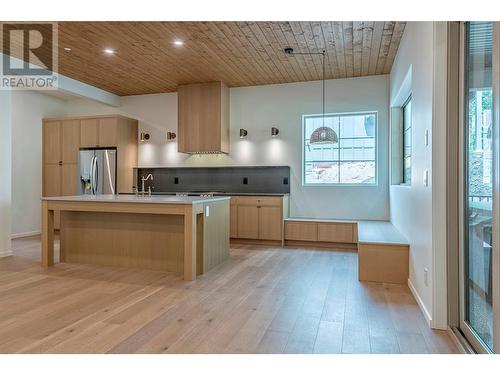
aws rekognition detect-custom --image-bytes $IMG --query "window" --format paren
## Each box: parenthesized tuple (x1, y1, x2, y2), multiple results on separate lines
(302, 112, 377, 185)
(402, 95, 412, 184)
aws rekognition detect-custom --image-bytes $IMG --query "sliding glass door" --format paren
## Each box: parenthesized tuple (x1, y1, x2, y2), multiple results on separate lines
(459, 21, 499, 353)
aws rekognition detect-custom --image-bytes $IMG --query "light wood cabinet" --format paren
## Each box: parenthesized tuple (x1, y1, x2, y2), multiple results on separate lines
(237, 205, 259, 239)
(284, 221, 317, 241)
(230, 196, 288, 243)
(80, 117, 119, 148)
(61, 163, 78, 196)
(177, 81, 229, 154)
(43, 115, 139, 229)
(317, 223, 354, 243)
(98, 117, 118, 147)
(80, 119, 99, 147)
(258, 206, 283, 240)
(43, 121, 61, 164)
(43, 164, 62, 196)
(284, 220, 357, 244)
(61, 120, 80, 163)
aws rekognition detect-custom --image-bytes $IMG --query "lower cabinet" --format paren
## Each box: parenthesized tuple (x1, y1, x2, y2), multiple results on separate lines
(258, 206, 283, 240)
(230, 196, 287, 242)
(236, 205, 259, 239)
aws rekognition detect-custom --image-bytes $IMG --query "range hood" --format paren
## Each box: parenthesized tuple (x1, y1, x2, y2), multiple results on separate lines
(177, 81, 229, 154)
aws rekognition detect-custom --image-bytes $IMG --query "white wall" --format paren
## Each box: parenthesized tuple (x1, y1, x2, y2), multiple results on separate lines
(389, 22, 447, 328)
(66, 75, 390, 220)
(11, 91, 67, 237)
(0, 90, 12, 256)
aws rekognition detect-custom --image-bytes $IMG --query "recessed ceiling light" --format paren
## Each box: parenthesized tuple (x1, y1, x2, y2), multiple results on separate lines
(173, 40, 184, 46)
(63, 47, 72, 52)
(103, 48, 115, 55)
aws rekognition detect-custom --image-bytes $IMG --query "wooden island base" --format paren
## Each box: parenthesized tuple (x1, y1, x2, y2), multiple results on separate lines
(41, 196, 230, 281)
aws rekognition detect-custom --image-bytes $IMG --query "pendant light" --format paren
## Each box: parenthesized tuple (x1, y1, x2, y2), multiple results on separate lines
(284, 47, 338, 145)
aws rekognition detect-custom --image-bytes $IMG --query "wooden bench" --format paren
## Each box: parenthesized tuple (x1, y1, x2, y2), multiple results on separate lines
(284, 218, 358, 250)
(283, 218, 409, 284)
(357, 221, 409, 284)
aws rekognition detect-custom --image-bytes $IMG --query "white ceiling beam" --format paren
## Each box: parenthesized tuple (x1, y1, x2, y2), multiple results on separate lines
(0, 53, 121, 107)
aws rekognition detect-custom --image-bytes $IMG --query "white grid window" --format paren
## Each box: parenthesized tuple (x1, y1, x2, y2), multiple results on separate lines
(303, 112, 377, 185)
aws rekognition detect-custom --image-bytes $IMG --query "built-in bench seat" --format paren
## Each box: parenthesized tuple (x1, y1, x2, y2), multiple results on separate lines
(357, 221, 409, 284)
(284, 218, 409, 284)
(284, 218, 358, 250)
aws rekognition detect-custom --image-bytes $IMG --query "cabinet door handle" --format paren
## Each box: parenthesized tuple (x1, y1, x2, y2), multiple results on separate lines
(257, 206, 261, 208)
(58, 161, 62, 166)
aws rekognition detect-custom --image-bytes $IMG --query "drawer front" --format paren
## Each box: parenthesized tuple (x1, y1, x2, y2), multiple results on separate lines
(284, 221, 317, 241)
(317, 223, 354, 243)
(231, 196, 282, 207)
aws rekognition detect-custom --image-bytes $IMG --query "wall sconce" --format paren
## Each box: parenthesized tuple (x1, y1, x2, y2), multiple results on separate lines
(239, 129, 248, 138)
(271, 127, 279, 137)
(140, 132, 150, 142)
(167, 131, 176, 141)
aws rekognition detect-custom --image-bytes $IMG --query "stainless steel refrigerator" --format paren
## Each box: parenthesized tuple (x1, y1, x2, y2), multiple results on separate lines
(78, 148, 117, 195)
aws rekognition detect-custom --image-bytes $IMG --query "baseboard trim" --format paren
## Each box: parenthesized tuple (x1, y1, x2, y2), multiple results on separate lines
(0, 250, 13, 258)
(11, 230, 40, 239)
(408, 278, 433, 327)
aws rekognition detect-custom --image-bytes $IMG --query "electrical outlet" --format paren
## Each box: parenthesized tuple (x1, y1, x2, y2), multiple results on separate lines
(205, 206, 210, 217)
(424, 129, 429, 146)
(423, 170, 429, 186)
(424, 267, 429, 287)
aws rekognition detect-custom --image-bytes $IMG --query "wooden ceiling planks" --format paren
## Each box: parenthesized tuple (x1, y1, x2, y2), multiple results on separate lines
(0, 21, 406, 95)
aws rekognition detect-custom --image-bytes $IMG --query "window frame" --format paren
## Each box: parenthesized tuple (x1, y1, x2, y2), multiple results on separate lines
(301, 111, 378, 187)
(402, 94, 412, 185)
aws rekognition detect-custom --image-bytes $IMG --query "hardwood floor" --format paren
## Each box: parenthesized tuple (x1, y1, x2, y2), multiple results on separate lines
(0, 236, 459, 354)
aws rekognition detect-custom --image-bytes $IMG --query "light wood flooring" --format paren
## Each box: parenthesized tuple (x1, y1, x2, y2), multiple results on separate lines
(0, 236, 459, 354)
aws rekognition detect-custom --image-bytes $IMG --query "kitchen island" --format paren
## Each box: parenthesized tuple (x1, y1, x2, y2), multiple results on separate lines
(41, 195, 230, 281)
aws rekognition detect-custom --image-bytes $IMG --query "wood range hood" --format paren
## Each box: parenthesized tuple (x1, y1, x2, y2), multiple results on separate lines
(177, 81, 230, 154)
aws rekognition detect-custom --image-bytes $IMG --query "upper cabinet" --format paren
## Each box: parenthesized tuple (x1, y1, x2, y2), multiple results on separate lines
(177, 81, 229, 154)
(61, 119, 80, 163)
(80, 117, 118, 148)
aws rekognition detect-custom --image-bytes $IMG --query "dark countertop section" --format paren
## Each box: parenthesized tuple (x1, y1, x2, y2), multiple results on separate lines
(121, 192, 289, 197)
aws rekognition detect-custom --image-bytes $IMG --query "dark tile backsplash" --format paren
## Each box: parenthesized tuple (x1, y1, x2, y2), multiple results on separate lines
(135, 166, 290, 194)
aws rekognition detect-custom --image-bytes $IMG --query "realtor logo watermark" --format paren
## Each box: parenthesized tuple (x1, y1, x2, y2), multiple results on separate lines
(0, 22, 58, 90)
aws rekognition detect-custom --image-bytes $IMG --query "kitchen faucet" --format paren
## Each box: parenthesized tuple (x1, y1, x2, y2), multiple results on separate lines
(141, 174, 154, 196)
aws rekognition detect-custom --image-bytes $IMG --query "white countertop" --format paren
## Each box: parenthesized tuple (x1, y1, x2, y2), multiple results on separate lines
(41, 194, 231, 205)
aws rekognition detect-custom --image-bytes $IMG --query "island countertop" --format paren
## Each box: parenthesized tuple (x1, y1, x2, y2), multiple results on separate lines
(41, 194, 231, 205)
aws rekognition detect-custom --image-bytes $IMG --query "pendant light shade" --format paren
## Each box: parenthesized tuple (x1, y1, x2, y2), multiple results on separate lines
(309, 126, 338, 144)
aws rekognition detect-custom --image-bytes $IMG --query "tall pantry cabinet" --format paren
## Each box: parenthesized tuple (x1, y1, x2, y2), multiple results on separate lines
(42, 115, 138, 229)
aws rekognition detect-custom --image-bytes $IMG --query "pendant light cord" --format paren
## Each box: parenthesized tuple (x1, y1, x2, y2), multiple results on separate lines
(322, 50, 325, 130)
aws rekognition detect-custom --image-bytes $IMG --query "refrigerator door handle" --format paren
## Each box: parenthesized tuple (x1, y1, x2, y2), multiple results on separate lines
(90, 156, 96, 195)
(89, 156, 93, 194)
(104, 150, 115, 195)
(93, 156, 99, 194)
